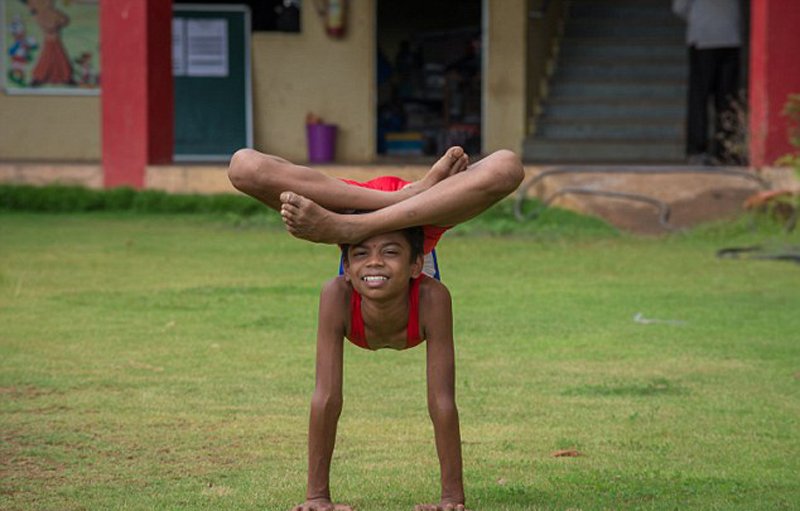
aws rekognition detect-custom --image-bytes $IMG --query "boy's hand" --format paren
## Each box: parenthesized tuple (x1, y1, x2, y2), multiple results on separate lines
(414, 503, 471, 511)
(291, 499, 353, 511)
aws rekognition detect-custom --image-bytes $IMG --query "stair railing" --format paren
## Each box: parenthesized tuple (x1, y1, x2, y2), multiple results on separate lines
(526, 0, 568, 137)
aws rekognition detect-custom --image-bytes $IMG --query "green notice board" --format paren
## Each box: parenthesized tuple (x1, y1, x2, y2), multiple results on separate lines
(173, 4, 252, 161)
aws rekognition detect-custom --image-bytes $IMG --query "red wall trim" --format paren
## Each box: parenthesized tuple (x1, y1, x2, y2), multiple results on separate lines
(101, 0, 173, 188)
(749, 0, 800, 167)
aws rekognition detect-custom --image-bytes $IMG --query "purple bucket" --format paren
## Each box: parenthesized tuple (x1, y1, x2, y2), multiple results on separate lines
(306, 123, 337, 163)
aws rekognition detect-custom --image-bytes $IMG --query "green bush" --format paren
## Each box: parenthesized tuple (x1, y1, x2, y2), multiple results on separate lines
(0, 184, 262, 215)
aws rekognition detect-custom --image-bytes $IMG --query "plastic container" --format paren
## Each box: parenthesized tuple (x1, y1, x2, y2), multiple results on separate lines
(306, 123, 337, 163)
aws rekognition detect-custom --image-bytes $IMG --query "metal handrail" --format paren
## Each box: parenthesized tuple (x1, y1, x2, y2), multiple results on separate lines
(514, 166, 770, 229)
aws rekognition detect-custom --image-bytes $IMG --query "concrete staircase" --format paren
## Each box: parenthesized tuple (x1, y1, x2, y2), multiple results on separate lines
(524, 0, 687, 163)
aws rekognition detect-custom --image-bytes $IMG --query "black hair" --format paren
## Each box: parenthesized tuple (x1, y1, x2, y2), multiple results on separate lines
(341, 226, 425, 264)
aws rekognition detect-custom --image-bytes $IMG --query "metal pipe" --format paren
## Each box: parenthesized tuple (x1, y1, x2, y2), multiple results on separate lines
(514, 166, 770, 229)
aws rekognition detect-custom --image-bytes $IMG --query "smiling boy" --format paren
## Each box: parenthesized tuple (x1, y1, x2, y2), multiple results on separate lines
(297, 227, 463, 511)
(227, 146, 524, 511)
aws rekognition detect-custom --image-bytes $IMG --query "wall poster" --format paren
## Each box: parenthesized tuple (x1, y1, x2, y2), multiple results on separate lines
(2, 0, 100, 95)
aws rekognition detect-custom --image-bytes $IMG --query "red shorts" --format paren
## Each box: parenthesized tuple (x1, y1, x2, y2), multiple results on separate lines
(340, 175, 449, 254)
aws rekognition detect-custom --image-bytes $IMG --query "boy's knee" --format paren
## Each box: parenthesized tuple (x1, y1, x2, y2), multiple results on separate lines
(228, 148, 261, 191)
(488, 150, 525, 193)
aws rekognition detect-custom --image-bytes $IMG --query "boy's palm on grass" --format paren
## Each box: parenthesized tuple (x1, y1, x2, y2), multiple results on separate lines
(291, 500, 353, 511)
(414, 503, 471, 511)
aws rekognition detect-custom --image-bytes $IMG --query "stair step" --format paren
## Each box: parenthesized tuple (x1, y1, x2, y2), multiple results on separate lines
(569, 4, 676, 19)
(560, 43, 686, 59)
(569, 0, 672, 5)
(549, 81, 686, 99)
(541, 100, 684, 119)
(524, 139, 685, 163)
(554, 62, 687, 80)
(566, 19, 683, 38)
(562, 36, 684, 45)
(536, 120, 682, 139)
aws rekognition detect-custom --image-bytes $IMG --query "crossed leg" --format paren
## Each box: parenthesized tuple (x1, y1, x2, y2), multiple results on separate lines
(278, 149, 525, 245)
(228, 146, 470, 212)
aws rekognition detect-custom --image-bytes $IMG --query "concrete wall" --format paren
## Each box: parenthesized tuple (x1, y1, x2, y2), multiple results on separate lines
(0, 95, 100, 161)
(252, 0, 375, 162)
(484, 0, 528, 154)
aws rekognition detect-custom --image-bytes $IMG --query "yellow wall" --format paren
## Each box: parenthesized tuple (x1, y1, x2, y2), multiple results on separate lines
(0, 0, 531, 164)
(0, 95, 100, 161)
(252, 0, 376, 162)
(484, 0, 528, 155)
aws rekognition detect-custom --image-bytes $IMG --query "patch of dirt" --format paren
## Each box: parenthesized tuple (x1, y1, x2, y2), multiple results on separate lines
(551, 449, 583, 457)
(0, 432, 68, 499)
(0, 386, 53, 399)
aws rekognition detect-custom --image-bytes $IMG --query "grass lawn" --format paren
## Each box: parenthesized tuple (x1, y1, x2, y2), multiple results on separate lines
(1, 210, 799, 510)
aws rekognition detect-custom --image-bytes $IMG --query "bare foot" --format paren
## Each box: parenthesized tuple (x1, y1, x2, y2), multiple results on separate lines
(406, 146, 469, 195)
(280, 191, 364, 244)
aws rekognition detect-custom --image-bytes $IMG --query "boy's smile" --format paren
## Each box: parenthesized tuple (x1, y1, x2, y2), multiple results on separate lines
(344, 231, 423, 297)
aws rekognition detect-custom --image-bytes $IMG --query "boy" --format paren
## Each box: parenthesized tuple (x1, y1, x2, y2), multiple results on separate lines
(227, 147, 524, 510)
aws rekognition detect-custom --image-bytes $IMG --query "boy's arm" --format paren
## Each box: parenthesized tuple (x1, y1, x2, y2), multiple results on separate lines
(295, 279, 352, 511)
(422, 283, 467, 509)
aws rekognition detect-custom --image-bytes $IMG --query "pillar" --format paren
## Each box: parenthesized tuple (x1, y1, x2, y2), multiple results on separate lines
(484, 0, 527, 155)
(749, 0, 800, 167)
(101, 0, 173, 188)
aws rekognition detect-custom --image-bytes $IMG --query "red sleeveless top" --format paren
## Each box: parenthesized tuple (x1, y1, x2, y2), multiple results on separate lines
(346, 275, 425, 350)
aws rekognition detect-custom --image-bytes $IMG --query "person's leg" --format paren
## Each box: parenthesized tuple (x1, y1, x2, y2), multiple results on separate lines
(686, 46, 715, 159)
(227, 146, 469, 212)
(712, 47, 741, 163)
(280, 149, 525, 244)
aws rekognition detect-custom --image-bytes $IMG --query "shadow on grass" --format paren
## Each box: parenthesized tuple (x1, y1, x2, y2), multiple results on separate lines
(561, 377, 686, 398)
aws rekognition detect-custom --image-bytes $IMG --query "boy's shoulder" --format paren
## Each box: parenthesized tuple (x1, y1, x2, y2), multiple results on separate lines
(320, 275, 351, 299)
(419, 275, 451, 306)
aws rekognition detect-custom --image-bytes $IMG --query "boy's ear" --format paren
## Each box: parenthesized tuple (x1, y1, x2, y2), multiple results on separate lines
(342, 258, 351, 282)
(410, 254, 424, 279)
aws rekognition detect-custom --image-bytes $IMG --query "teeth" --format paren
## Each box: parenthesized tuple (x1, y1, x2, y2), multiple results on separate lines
(362, 276, 387, 281)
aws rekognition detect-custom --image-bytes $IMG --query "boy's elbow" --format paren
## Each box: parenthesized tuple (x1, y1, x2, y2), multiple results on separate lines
(311, 389, 343, 418)
(427, 393, 458, 422)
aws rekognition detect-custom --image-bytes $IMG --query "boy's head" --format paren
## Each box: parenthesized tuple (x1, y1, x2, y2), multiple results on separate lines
(341, 227, 425, 289)
(340, 226, 424, 264)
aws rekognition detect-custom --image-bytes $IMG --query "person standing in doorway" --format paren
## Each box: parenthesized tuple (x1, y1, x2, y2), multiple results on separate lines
(673, 0, 742, 165)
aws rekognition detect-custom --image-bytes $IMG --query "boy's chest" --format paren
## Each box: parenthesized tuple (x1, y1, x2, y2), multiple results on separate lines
(362, 320, 410, 350)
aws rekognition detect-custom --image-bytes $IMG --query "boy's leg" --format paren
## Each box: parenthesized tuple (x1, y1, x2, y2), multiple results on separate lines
(227, 147, 469, 213)
(280, 149, 524, 244)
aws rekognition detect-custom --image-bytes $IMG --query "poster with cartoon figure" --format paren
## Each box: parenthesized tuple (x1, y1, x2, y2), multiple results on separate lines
(2, 0, 99, 95)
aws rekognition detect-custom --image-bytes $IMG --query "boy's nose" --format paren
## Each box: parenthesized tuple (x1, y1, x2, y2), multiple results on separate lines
(366, 253, 384, 266)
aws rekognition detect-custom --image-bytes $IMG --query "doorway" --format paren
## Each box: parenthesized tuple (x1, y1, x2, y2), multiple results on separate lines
(376, 0, 482, 159)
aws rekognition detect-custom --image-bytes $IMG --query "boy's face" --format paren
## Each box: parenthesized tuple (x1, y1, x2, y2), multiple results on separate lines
(343, 231, 423, 298)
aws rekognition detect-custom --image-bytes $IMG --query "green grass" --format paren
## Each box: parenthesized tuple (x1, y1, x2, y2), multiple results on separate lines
(1, 210, 799, 510)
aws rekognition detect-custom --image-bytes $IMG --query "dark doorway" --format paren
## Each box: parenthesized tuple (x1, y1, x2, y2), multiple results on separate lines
(376, 0, 482, 158)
